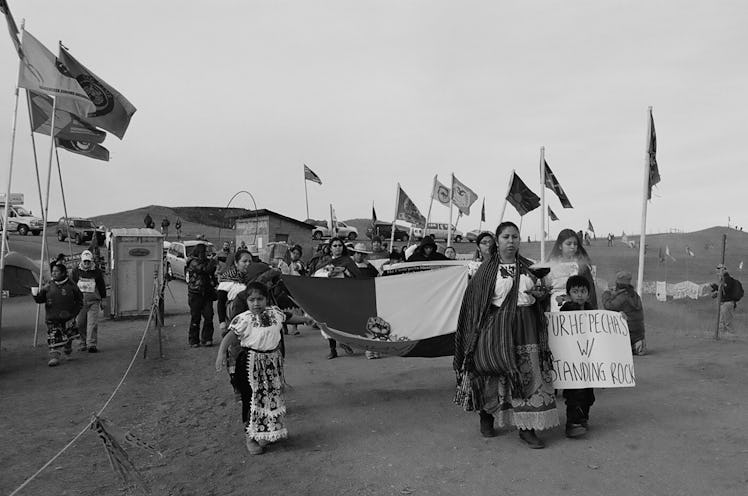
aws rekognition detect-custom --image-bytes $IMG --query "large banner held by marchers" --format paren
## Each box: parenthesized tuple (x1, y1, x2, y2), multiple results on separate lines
(546, 310, 635, 388)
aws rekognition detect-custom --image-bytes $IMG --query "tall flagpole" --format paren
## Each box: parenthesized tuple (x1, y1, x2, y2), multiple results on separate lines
(478, 197, 484, 233)
(424, 175, 436, 238)
(447, 174, 454, 248)
(0, 86, 23, 358)
(636, 107, 653, 293)
(303, 168, 310, 220)
(539, 147, 546, 261)
(55, 149, 74, 256)
(24, 91, 47, 243)
(34, 95, 58, 347)
(498, 170, 515, 224)
(390, 184, 400, 250)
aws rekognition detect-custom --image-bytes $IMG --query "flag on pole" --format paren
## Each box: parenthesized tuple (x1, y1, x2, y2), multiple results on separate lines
(28, 91, 106, 144)
(304, 164, 322, 185)
(57, 45, 137, 139)
(17, 31, 93, 114)
(56, 138, 110, 161)
(587, 220, 595, 233)
(544, 160, 573, 208)
(686, 246, 695, 257)
(506, 172, 540, 216)
(371, 204, 377, 224)
(480, 198, 486, 223)
(431, 176, 450, 206)
(647, 108, 660, 200)
(548, 206, 559, 221)
(451, 175, 479, 215)
(665, 245, 676, 262)
(0, 0, 22, 58)
(395, 185, 426, 225)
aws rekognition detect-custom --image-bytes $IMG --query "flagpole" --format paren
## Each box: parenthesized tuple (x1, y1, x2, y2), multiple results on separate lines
(303, 172, 310, 220)
(424, 175, 436, 238)
(390, 184, 399, 250)
(539, 147, 546, 261)
(478, 197, 484, 233)
(34, 95, 58, 347)
(0, 85, 22, 359)
(54, 149, 74, 256)
(636, 107, 652, 293)
(498, 170, 514, 224)
(447, 174, 454, 248)
(24, 91, 47, 243)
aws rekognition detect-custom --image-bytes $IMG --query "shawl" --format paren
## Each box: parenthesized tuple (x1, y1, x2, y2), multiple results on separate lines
(453, 252, 552, 398)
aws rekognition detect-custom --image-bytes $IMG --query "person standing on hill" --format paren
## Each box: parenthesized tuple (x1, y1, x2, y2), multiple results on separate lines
(175, 218, 182, 240)
(161, 217, 170, 239)
(710, 265, 743, 335)
(144, 212, 154, 229)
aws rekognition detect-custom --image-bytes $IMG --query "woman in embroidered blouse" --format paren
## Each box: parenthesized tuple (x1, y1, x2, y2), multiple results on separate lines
(215, 282, 313, 455)
(545, 229, 598, 313)
(454, 221, 559, 449)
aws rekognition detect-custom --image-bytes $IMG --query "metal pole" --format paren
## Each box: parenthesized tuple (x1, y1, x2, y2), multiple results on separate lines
(539, 147, 546, 261)
(447, 174, 454, 248)
(55, 149, 74, 257)
(498, 170, 514, 224)
(636, 107, 652, 293)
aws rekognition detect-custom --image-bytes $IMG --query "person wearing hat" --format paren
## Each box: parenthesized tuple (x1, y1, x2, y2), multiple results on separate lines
(603, 270, 646, 355)
(350, 242, 379, 278)
(368, 236, 389, 261)
(71, 250, 108, 353)
(710, 265, 743, 334)
(406, 237, 448, 262)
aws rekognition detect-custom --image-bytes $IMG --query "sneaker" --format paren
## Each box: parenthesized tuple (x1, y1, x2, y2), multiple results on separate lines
(246, 438, 264, 455)
(88, 346, 98, 353)
(565, 423, 587, 438)
(48, 357, 60, 367)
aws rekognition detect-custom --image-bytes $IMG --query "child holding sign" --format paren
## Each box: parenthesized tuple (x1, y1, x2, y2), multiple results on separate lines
(559, 275, 596, 438)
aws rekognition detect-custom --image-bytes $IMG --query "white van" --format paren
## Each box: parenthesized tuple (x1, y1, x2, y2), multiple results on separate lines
(0, 193, 44, 236)
(412, 222, 464, 242)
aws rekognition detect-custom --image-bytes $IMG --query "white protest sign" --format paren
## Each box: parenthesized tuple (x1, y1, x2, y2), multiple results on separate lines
(546, 310, 635, 388)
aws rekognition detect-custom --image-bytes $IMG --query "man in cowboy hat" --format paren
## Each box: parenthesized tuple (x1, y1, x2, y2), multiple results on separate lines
(350, 242, 379, 279)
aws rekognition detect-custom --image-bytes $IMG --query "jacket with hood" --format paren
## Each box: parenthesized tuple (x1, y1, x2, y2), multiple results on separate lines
(406, 238, 448, 262)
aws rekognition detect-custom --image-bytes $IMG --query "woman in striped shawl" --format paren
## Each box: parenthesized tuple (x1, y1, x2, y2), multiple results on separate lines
(454, 222, 559, 449)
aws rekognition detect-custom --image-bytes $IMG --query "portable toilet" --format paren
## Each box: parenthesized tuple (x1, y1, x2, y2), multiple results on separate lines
(109, 228, 163, 318)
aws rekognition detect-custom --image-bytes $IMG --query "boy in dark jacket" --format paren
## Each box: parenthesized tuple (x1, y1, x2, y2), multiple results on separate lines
(70, 250, 107, 352)
(602, 270, 646, 355)
(32, 262, 84, 366)
(559, 275, 595, 439)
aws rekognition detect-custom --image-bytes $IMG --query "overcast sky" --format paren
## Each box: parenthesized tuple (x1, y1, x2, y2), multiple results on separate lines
(1, 1, 746, 238)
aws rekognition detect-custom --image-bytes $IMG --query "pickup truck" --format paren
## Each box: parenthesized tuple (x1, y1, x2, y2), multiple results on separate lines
(0, 193, 44, 236)
(311, 221, 358, 240)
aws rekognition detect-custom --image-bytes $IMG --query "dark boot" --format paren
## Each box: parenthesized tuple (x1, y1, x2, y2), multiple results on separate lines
(518, 429, 545, 449)
(479, 410, 497, 438)
(327, 339, 338, 359)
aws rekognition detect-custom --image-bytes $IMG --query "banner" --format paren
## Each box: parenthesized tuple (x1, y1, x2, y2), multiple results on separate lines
(432, 176, 450, 206)
(56, 138, 110, 161)
(587, 219, 595, 233)
(546, 310, 635, 388)
(451, 175, 478, 215)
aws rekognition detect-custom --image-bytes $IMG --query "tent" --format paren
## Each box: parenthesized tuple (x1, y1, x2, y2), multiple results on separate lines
(2, 251, 40, 297)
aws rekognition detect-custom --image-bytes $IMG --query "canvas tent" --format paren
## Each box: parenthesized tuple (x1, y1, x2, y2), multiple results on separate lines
(3, 252, 40, 297)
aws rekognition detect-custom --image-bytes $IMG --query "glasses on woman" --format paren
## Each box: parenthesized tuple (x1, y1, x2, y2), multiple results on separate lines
(331, 243, 344, 248)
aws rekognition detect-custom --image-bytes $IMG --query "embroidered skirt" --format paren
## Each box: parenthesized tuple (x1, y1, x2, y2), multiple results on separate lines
(236, 347, 288, 442)
(457, 306, 559, 430)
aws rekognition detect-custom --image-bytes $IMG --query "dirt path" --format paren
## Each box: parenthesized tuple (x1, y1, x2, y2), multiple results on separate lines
(1, 280, 747, 496)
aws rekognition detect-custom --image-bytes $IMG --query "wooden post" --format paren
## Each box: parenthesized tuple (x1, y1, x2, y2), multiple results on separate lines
(714, 234, 727, 340)
(636, 107, 653, 294)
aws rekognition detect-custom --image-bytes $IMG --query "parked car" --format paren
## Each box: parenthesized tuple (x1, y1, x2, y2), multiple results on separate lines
(466, 229, 492, 243)
(311, 220, 358, 241)
(366, 221, 410, 242)
(165, 240, 215, 280)
(56, 217, 106, 245)
(412, 222, 464, 242)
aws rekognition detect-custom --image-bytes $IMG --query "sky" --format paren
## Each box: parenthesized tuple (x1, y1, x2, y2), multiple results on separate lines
(1, 1, 747, 239)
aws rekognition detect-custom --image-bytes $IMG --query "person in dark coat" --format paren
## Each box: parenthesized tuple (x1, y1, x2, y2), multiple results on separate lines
(407, 237, 448, 262)
(602, 270, 646, 355)
(70, 250, 107, 352)
(186, 243, 218, 347)
(144, 212, 153, 229)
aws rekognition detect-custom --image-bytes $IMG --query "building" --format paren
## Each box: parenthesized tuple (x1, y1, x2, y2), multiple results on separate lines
(233, 209, 314, 262)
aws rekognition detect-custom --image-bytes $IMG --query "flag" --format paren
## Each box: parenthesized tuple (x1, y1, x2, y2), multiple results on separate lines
(28, 91, 106, 143)
(548, 206, 559, 221)
(480, 198, 486, 223)
(587, 220, 595, 233)
(1, 0, 22, 58)
(56, 138, 110, 161)
(281, 265, 469, 357)
(647, 108, 660, 200)
(371, 204, 377, 224)
(544, 160, 573, 208)
(57, 46, 137, 139)
(665, 245, 676, 262)
(304, 164, 322, 185)
(395, 185, 426, 225)
(431, 176, 450, 206)
(17, 31, 93, 114)
(451, 175, 479, 215)
(506, 172, 540, 216)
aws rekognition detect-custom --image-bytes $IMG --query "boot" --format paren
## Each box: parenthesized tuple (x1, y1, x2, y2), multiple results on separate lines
(518, 429, 545, 449)
(479, 410, 497, 438)
(327, 339, 337, 359)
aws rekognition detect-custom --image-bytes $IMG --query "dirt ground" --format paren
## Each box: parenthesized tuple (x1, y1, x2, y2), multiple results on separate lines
(1, 275, 748, 496)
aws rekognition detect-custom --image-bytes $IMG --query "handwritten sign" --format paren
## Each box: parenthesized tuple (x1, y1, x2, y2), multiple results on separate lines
(546, 310, 635, 388)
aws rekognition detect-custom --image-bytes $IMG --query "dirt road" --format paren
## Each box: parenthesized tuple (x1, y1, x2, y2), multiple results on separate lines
(1, 275, 747, 495)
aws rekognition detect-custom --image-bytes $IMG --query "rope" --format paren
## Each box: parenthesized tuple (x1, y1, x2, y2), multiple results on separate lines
(8, 280, 159, 496)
